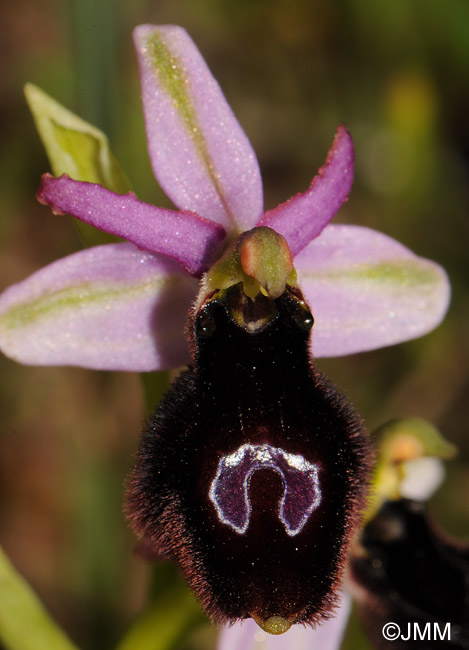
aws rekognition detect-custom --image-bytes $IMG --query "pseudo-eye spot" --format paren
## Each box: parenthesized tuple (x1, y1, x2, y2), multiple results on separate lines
(126, 228, 370, 634)
(209, 442, 322, 537)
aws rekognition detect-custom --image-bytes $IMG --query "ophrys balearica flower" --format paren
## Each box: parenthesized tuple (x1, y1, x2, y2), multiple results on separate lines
(0, 24, 450, 635)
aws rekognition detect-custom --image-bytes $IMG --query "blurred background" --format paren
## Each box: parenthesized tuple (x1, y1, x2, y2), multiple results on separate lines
(0, 1, 468, 649)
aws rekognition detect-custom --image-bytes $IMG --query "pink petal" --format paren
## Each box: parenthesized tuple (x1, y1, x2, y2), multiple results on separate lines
(217, 593, 351, 650)
(134, 24, 263, 232)
(217, 619, 260, 650)
(37, 175, 226, 277)
(0, 243, 197, 371)
(258, 126, 354, 256)
(295, 225, 450, 357)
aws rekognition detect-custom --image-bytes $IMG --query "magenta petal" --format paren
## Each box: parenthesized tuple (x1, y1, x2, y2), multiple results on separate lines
(37, 174, 226, 277)
(134, 25, 263, 232)
(217, 594, 351, 650)
(295, 225, 451, 357)
(258, 126, 354, 256)
(0, 243, 197, 371)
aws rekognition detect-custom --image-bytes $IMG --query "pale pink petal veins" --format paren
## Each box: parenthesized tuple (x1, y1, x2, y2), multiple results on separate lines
(258, 126, 354, 256)
(37, 174, 226, 277)
(295, 225, 451, 357)
(0, 243, 197, 371)
(217, 593, 351, 650)
(134, 24, 263, 232)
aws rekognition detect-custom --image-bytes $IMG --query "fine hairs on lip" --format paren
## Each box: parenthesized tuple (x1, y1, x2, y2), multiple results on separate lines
(126, 283, 371, 628)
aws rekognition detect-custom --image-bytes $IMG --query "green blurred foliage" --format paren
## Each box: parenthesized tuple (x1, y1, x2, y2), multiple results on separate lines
(0, 544, 79, 650)
(0, 0, 468, 648)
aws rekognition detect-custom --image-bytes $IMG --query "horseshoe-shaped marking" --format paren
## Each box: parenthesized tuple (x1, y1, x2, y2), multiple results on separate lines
(209, 443, 321, 536)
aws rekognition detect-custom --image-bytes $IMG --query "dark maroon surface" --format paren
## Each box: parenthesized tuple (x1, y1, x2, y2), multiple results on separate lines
(127, 284, 370, 624)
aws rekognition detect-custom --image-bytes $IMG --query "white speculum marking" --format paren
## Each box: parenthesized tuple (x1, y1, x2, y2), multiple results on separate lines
(209, 443, 321, 536)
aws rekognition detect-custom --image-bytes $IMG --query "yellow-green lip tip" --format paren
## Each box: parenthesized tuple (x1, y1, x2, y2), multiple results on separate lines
(253, 615, 292, 635)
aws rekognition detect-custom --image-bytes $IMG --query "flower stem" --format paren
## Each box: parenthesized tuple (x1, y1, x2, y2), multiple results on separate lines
(67, 0, 120, 139)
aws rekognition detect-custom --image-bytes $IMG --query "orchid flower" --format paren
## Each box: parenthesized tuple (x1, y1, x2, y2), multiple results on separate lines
(0, 25, 449, 371)
(0, 23, 451, 650)
(350, 497, 469, 649)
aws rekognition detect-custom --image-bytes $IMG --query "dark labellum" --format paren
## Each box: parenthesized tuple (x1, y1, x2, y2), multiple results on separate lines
(350, 499, 469, 649)
(126, 283, 370, 628)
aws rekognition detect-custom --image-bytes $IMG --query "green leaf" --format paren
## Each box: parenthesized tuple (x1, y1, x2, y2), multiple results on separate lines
(24, 83, 131, 194)
(0, 545, 80, 650)
(115, 566, 207, 650)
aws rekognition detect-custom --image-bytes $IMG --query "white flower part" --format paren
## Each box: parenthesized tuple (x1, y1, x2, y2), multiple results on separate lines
(209, 443, 321, 536)
(400, 457, 445, 501)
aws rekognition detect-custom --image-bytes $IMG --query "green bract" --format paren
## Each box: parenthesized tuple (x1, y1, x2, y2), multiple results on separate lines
(24, 83, 130, 193)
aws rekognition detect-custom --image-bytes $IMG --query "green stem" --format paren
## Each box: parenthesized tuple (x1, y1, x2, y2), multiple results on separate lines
(67, 0, 120, 139)
(140, 372, 171, 418)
